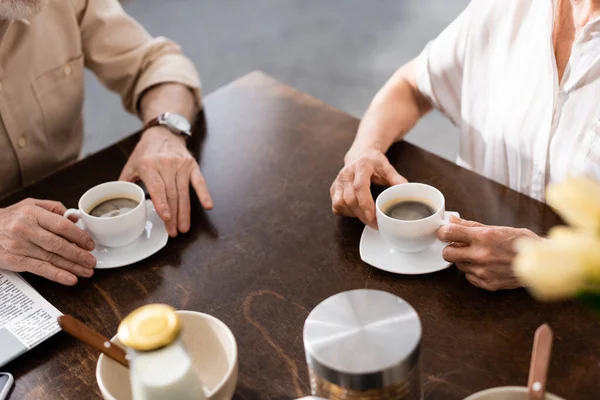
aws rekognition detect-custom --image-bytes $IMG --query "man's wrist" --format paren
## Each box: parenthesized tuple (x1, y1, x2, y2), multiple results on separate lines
(142, 125, 187, 146)
(139, 83, 198, 124)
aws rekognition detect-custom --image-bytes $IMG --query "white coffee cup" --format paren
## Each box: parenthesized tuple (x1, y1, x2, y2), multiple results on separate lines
(375, 183, 453, 253)
(64, 181, 147, 248)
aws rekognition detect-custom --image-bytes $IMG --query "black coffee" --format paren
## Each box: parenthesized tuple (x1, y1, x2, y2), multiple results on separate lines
(88, 197, 140, 218)
(384, 200, 436, 221)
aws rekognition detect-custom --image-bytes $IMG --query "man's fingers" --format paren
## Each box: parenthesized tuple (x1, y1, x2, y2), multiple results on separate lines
(28, 226, 96, 268)
(33, 200, 67, 216)
(353, 169, 377, 227)
(191, 167, 213, 210)
(176, 168, 192, 233)
(437, 223, 475, 244)
(44, 251, 95, 278)
(33, 199, 77, 221)
(139, 168, 171, 220)
(37, 211, 95, 251)
(158, 167, 179, 238)
(21, 241, 95, 278)
(19, 256, 78, 286)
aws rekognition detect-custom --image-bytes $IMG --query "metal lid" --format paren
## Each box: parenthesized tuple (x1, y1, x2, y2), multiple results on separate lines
(303, 289, 421, 390)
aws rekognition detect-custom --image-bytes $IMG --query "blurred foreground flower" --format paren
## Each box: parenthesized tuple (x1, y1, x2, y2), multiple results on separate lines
(514, 176, 600, 305)
(514, 227, 600, 300)
(546, 176, 600, 232)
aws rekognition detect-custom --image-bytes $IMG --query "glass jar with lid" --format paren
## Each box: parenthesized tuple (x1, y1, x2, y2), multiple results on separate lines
(303, 289, 422, 400)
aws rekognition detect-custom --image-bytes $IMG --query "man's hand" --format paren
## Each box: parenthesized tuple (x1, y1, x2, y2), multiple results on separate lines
(330, 148, 407, 227)
(119, 126, 213, 237)
(0, 199, 96, 285)
(437, 216, 538, 291)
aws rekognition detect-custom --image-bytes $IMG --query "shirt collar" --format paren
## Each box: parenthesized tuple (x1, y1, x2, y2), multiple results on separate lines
(0, 18, 31, 54)
(0, 20, 11, 44)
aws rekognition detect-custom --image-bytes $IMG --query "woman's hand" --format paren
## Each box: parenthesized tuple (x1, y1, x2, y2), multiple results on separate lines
(437, 216, 538, 291)
(330, 148, 407, 227)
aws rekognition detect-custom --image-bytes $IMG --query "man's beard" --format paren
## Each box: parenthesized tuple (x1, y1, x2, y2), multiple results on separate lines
(0, 0, 46, 20)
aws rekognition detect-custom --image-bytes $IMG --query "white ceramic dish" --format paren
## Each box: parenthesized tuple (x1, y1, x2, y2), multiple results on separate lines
(96, 310, 238, 400)
(359, 212, 459, 275)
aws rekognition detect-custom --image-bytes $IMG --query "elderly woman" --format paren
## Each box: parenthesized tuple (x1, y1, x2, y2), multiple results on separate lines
(330, 0, 600, 291)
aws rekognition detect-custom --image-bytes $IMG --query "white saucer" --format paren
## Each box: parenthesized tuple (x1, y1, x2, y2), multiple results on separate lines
(359, 213, 459, 275)
(78, 200, 168, 269)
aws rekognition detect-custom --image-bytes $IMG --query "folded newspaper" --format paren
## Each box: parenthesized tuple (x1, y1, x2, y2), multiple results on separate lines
(0, 271, 62, 367)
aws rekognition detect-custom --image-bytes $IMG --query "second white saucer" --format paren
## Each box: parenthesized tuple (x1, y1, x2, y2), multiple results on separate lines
(78, 200, 169, 269)
(359, 225, 453, 275)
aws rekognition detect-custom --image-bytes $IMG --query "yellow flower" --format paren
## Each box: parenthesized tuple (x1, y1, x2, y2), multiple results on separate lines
(546, 177, 600, 231)
(514, 227, 600, 300)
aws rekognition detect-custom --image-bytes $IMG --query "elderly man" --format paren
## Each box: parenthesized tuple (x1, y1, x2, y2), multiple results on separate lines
(0, 0, 212, 285)
(331, 0, 600, 291)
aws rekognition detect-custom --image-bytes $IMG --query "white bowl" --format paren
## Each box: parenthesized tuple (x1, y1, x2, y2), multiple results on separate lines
(464, 386, 565, 400)
(96, 310, 238, 400)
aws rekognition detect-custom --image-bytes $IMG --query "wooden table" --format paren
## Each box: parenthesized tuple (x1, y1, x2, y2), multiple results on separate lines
(3, 72, 599, 399)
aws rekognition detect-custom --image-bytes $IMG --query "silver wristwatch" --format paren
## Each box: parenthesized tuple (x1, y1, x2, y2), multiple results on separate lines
(144, 112, 192, 139)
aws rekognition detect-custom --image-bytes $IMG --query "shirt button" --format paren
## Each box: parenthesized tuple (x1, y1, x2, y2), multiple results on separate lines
(17, 135, 27, 149)
(63, 64, 72, 76)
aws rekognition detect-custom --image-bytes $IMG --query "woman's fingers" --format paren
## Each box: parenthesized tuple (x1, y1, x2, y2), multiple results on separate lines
(353, 168, 377, 226)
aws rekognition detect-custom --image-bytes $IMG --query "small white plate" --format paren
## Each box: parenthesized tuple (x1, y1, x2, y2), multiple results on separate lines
(78, 200, 168, 269)
(359, 212, 459, 275)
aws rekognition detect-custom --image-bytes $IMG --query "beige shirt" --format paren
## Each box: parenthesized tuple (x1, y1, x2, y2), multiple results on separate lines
(0, 0, 201, 198)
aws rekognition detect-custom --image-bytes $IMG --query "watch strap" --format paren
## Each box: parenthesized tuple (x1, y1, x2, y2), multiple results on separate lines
(143, 113, 192, 139)
(144, 116, 162, 130)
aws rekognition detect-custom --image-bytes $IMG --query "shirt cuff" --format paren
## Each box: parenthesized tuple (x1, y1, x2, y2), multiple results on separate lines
(131, 53, 202, 115)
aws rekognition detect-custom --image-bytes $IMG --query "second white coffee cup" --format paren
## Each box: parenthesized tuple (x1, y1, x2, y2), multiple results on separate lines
(64, 181, 147, 248)
(375, 183, 453, 253)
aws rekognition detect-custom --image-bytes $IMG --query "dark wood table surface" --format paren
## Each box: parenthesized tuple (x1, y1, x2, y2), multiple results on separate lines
(2, 71, 599, 400)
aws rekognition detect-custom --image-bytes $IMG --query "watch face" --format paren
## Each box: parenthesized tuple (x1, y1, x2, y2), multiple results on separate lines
(165, 113, 191, 132)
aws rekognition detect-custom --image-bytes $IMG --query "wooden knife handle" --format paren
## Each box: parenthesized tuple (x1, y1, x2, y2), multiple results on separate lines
(58, 315, 129, 368)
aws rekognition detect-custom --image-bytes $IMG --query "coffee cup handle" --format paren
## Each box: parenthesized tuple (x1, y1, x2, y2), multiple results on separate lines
(64, 209, 84, 228)
(440, 211, 460, 227)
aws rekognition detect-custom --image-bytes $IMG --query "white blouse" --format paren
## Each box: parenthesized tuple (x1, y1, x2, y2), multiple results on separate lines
(415, 0, 600, 201)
